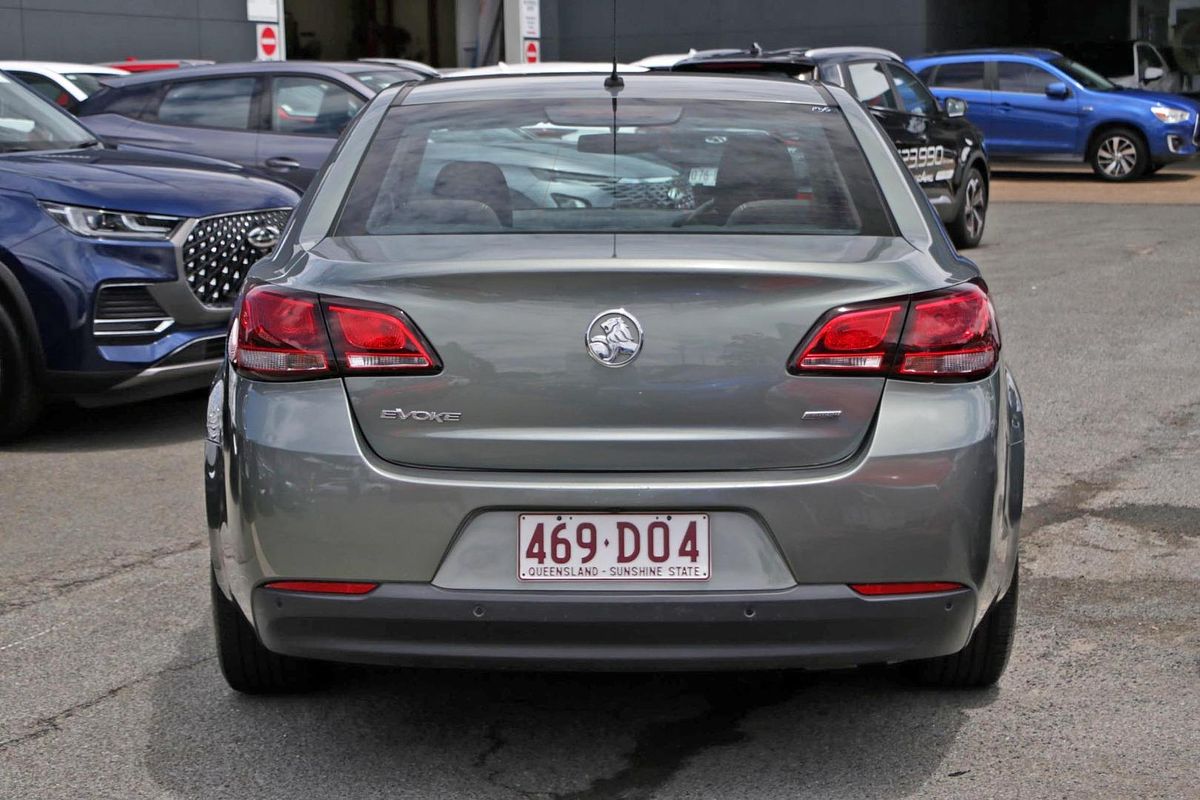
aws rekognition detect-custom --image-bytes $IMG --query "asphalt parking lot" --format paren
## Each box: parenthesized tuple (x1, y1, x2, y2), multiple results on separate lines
(2, 182, 1198, 799)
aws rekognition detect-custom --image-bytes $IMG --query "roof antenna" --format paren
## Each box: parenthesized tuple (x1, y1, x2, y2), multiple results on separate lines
(604, 0, 624, 91)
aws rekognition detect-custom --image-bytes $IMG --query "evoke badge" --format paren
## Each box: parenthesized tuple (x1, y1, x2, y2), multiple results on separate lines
(586, 309, 643, 368)
(245, 224, 281, 251)
(380, 408, 462, 423)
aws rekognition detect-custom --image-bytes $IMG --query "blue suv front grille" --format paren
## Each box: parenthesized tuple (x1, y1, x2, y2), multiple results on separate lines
(182, 208, 291, 306)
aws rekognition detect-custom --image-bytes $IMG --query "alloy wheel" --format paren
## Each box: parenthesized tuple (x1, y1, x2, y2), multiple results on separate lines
(1096, 135, 1138, 178)
(964, 174, 986, 240)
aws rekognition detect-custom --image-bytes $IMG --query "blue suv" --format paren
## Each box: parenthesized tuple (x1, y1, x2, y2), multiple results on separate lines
(908, 48, 1200, 181)
(0, 73, 298, 440)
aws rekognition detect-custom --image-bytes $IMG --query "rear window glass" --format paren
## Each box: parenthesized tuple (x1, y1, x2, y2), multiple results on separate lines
(157, 77, 256, 129)
(336, 98, 893, 236)
(929, 61, 985, 90)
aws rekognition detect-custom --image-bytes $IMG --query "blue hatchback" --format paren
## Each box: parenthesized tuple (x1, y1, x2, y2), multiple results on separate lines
(908, 48, 1200, 180)
(0, 73, 298, 439)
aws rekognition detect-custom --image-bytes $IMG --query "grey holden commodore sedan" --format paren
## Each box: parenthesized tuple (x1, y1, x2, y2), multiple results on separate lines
(205, 71, 1024, 693)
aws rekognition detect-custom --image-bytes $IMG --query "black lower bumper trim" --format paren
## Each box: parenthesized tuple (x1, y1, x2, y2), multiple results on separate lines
(251, 583, 977, 671)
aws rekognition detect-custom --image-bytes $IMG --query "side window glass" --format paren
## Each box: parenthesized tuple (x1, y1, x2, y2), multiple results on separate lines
(996, 62, 1056, 94)
(847, 61, 899, 111)
(1137, 44, 1165, 70)
(157, 78, 256, 129)
(12, 72, 64, 105)
(930, 61, 985, 90)
(272, 77, 364, 136)
(888, 65, 937, 116)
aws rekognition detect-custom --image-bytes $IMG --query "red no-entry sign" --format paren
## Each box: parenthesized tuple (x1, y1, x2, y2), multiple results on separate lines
(524, 39, 540, 63)
(257, 23, 280, 60)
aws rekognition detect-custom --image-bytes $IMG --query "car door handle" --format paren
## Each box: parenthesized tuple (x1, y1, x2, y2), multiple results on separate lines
(264, 156, 301, 171)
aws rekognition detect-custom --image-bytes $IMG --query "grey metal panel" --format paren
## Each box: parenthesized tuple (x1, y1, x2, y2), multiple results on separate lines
(198, 0, 252, 22)
(0, 10, 23, 57)
(545, 0, 932, 63)
(198, 18, 258, 62)
(20, 0, 195, 17)
(18, 10, 202, 61)
(217, 370, 1009, 598)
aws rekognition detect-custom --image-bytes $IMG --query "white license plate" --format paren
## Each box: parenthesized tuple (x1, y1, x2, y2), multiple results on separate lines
(518, 513, 710, 582)
(689, 167, 718, 186)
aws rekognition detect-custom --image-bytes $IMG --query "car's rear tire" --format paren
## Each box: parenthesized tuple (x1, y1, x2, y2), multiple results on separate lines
(1089, 127, 1149, 181)
(905, 567, 1019, 688)
(0, 303, 41, 443)
(211, 570, 326, 694)
(947, 166, 987, 249)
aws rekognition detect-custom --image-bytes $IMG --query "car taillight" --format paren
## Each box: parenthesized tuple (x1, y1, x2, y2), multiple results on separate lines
(231, 286, 335, 380)
(896, 283, 998, 380)
(231, 285, 441, 380)
(323, 301, 441, 374)
(791, 304, 904, 375)
(790, 283, 999, 381)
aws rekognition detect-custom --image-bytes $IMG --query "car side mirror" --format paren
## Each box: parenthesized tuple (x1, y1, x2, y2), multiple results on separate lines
(1045, 82, 1070, 99)
(1143, 65, 1164, 82)
(943, 97, 967, 118)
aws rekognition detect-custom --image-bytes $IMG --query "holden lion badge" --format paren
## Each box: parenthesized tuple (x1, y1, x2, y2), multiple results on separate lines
(586, 309, 643, 368)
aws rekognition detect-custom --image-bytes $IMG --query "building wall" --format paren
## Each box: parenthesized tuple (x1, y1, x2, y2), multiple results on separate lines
(539, 0, 936, 63)
(0, 0, 260, 62)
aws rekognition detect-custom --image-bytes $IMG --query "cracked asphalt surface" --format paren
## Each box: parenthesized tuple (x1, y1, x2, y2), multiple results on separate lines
(2, 196, 1198, 799)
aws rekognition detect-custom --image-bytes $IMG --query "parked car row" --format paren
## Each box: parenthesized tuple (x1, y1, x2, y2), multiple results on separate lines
(2, 42, 1198, 442)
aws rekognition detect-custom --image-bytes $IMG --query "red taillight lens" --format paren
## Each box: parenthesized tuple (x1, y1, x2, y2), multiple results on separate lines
(264, 580, 379, 595)
(850, 582, 965, 596)
(789, 283, 999, 381)
(792, 304, 904, 374)
(231, 287, 441, 380)
(324, 302, 441, 374)
(897, 283, 998, 379)
(232, 286, 335, 379)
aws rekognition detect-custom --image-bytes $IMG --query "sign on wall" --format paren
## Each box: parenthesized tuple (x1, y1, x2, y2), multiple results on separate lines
(246, 0, 278, 23)
(257, 23, 281, 60)
(523, 38, 540, 63)
(519, 0, 540, 39)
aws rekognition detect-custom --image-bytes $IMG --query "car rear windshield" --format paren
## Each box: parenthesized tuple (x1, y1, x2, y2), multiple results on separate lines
(335, 98, 894, 236)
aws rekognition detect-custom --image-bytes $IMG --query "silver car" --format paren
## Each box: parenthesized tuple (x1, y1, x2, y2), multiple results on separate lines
(205, 71, 1024, 693)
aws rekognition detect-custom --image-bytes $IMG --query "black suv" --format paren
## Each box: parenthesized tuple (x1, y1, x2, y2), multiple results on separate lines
(671, 46, 990, 248)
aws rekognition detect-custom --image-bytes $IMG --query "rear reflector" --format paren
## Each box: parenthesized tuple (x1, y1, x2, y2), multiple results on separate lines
(850, 582, 965, 596)
(264, 581, 379, 595)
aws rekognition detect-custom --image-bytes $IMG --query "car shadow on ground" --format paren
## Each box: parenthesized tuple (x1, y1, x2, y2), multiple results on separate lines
(145, 624, 997, 800)
(991, 169, 1194, 183)
(3, 391, 208, 453)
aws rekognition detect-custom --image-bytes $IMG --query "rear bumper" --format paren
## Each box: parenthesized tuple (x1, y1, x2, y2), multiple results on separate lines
(252, 583, 976, 670)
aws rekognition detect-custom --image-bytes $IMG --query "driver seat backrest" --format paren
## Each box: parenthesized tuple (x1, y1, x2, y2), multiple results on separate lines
(713, 135, 797, 219)
(433, 160, 513, 227)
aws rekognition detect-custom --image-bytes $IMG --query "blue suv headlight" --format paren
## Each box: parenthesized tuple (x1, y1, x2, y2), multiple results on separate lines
(41, 202, 182, 240)
(1151, 105, 1191, 124)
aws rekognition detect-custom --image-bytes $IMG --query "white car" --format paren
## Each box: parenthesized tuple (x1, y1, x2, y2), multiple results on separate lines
(447, 62, 647, 77)
(0, 62, 128, 113)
